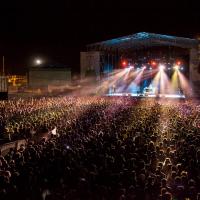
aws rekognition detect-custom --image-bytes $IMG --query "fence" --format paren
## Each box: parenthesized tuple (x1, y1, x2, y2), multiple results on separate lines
(0, 139, 27, 156)
(0, 129, 55, 156)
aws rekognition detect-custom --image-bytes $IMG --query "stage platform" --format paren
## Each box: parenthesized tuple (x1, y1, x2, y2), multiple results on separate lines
(106, 93, 186, 99)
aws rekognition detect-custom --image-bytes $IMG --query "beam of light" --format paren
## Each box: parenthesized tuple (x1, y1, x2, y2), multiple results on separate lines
(160, 69, 165, 94)
(126, 81, 140, 93)
(107, 69, 124, 76)
(96, 68, 130, 94)
(159, 64, 165, 71)
(151, 71, 161, 90)
(171, 69, 179, 93)
(177, 70, 192, 96)
(115, 68, 135, 91)
(140, 69, 157, 81)
(160, 68, 172, 94)
(136, 69, 158, 93)
(151, 66, 172, 95)
(124, 67, 134, 81)
(115, 68, 141, 93)
(173, 65, 179, 71)
(122, 69, 143, 92)
(134, 68, 145, 85)
(114, 68, 143, 94)
(143, 65, 147, 70)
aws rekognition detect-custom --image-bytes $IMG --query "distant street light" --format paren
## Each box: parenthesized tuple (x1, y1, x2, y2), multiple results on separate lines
(35, 59, 42, 65)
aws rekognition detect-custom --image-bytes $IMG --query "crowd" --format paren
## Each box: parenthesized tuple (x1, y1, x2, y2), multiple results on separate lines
(0, 96, 200, 199)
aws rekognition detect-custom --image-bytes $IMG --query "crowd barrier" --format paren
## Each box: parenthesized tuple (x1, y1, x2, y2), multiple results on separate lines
(0, 139, 27, 156)
(0, 129, 55, 156)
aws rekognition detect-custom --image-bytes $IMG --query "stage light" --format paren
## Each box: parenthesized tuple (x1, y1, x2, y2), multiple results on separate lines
(143, 66, 146, 70)
(125, 65, 134, 72)
(122, 61, 127, 67)
(149, 67, 152, 70)
(174, 65, 179, 70)
(159, 64, 165, 71)
(181, 67, 184, 70)
(151, 61, 157, 66)
(176, 61, 181, 66)
(168, 67, 171, 70)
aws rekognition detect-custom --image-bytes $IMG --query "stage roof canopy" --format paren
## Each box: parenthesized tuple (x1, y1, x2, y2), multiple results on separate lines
(87, 32, 199, 51)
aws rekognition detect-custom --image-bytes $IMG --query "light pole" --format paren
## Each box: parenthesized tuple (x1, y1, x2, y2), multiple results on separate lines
(3, 56, 5, 75)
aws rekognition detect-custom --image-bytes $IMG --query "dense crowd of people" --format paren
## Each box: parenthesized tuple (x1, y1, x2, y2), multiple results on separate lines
(0, 96, 200, 199)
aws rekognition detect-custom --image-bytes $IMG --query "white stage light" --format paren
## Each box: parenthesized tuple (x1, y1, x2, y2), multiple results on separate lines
(159, 64, 165, 71)
(173, 65, 179, 70)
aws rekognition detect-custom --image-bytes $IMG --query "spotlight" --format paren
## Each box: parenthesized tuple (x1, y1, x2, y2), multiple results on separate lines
(149, 67, 152, 70)
(176, 61, 181, 66)
(122, 61, 127, 67)
(151, 61, 157, 66)
(168, 67, 171, 70)
(181, 67, 184, 70)
(159, 64, 165, 71)
(125, 65, 134, 72)
(173, 65, 179, 70)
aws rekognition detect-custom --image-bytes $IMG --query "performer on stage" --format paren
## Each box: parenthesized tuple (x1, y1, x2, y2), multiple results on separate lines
(112, 84, 116, 93)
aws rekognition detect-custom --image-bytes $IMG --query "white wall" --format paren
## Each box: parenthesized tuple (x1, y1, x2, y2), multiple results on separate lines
(80, 51, 100, 80)
(29, 69, 71, 87)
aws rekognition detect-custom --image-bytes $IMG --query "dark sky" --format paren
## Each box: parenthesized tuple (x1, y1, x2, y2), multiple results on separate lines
(0, 0, 199, 75)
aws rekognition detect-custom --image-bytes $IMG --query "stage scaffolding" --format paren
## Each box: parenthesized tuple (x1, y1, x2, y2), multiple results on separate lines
(87, 32, 198, 52)
(83, 32, 199, 81)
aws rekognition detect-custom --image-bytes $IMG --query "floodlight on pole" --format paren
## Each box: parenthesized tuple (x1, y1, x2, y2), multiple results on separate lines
(2, 56, 4, 75)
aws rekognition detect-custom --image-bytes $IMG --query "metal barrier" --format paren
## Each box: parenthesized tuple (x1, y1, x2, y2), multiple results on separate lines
(0, 139, 27, 156)
(0, 128, 55, 156)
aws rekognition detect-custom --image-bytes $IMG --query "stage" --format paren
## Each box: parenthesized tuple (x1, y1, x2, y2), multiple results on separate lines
(106, 93, 186, 99)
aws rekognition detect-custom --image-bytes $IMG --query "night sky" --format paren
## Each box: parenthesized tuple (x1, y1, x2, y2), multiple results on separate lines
(0, 0, 199, 75)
